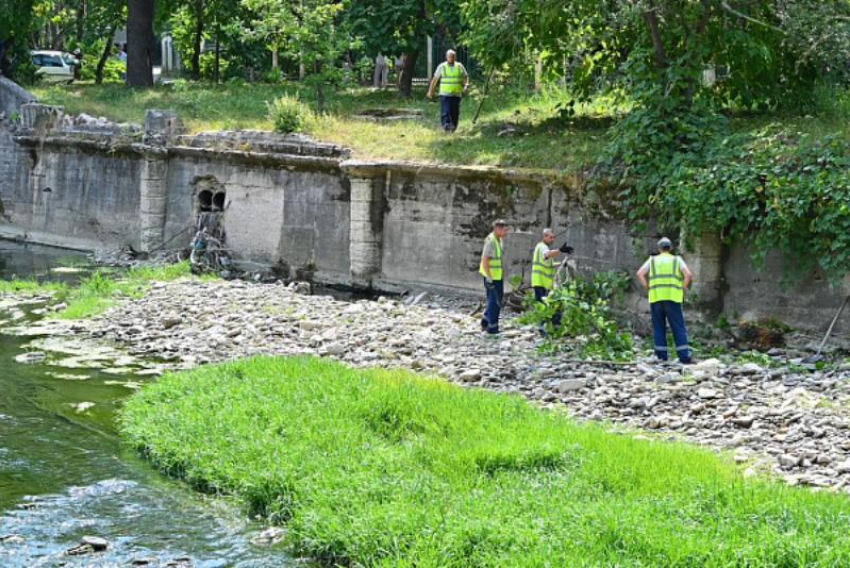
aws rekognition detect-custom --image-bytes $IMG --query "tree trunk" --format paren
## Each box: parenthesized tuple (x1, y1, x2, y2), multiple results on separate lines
(75, 0, 87, 43)
(95, 22, 118, 84)
(642, 7, 667, 71)
(271, 50, 279, 70)
(127, 0, 155, 87)
(398, 49, 419, 97)
(190, 1, 204, 80)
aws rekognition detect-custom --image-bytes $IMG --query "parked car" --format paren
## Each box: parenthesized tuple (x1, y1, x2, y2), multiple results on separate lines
(31, 50, 77, 84)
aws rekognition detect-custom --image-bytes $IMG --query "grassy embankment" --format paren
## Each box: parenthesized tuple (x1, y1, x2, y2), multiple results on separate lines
(0, 261, 208, 319)
(31, 83, 850, 171)
(122, 355, 850, 566)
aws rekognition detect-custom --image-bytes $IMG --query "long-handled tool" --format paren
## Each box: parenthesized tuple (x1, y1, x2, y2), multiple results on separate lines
(805, 295, 850, 362)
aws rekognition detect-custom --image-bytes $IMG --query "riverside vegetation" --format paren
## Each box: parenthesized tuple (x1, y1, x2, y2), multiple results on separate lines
(0, 261, 210, 320)
(120, 356, 850, 566)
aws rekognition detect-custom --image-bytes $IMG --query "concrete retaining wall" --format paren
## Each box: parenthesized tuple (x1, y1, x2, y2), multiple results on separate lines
(0, 76, 37, 118)
(0, 102, 847, 333)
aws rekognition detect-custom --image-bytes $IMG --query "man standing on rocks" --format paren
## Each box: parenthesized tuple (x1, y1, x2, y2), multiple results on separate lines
(480, 220, 509, 336)
(531, 228, 573, 334)
(636, 237, 693, 364)
(427, 49, 469, 133)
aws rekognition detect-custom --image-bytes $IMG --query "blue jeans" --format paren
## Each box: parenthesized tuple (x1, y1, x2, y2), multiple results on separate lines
(651, 301, 691, 363)
(482, 278, 503, 334)
(534, 286, 562, 333)
(440, 95, 461, 131)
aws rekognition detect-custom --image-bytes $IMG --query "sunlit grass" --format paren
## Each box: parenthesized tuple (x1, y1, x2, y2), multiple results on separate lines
(122, 355, 850, 566)
(0, 261, 211, 319)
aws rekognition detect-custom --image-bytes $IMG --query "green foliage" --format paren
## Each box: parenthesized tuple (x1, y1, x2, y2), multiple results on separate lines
(0, 278, 67, 296)
(266, 95, 311, 134)
(199, 51, 229, 81)
(605, 100, 850, 279)
(521, 273, 633, 360)
(0, 261, 206, 320)
(80, 52, 126, 83)
(462, 0, 850, 112)
(122, 355, 850, 566)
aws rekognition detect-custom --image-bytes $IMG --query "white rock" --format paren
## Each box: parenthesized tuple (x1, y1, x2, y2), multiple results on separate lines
(697, 388, 719, 399)
(459, 369, 482, 382)
(558, 379, 588, 393)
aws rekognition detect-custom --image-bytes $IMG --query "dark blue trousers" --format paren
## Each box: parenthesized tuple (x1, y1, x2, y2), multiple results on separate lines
(440, 95, 461, 132)
(651, 301, 691, 363)
(482, 278, 503, 334)
(534, 286, 562, 333)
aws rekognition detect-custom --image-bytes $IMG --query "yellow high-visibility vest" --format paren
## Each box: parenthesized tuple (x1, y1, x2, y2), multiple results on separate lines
(439, 64, 463, 96)
(531, 242, 556, 290)
(479, 233, 503, 281)
(648, 252, 684, 303)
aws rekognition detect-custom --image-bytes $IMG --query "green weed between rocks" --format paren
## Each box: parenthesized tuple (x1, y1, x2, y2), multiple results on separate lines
(121, 356, 850, 566)
(0, 261, 209, 319)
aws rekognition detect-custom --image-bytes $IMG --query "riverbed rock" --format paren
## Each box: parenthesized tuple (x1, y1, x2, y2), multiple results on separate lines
(459, 369, 482, 382)
(251, 527, 287, 546)
(697, 388, 719, 399)
(14, 351, 46, 364)
(81, 536, 109, 551)
(558, 379, 588, 393)
(26, 276, 850, 493)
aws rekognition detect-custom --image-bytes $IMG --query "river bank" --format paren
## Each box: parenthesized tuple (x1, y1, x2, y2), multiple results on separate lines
(0, 243, 295, 567)
(11, 275, 850, 493)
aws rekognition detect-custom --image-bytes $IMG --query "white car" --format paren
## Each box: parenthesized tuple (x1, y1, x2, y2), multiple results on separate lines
(31, 50, 77, 84)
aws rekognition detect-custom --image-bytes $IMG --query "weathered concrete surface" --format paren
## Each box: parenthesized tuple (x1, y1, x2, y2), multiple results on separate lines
(0, 104, 848, 332)
(724, 244, 850, 336)
(0, 77, 36, 118)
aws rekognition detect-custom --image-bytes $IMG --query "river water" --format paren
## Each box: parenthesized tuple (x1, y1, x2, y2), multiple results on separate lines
(0, 242, 293, 567)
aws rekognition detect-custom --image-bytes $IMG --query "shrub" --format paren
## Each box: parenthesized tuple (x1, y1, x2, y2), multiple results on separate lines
(80, 58, 126, 84)
(266, 95, 310, 134)
(199, 52, 229, 81)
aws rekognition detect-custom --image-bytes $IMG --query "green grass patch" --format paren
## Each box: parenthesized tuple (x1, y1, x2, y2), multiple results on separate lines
(30, 82, 850, 172)
(0, 278, 67, 296)
(30, 83, 610, 171)
(0, 261, 209, 319)
(121, 356, 850, 566)
(55, 261, 203, 319)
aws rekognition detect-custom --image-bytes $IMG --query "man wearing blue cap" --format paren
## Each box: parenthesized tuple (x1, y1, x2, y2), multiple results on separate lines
(636, 237, 693, 364)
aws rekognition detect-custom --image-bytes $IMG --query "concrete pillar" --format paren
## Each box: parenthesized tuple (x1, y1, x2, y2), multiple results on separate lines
(139, 152, 169, 252)
(684, 231, 724, 314)
(138, 110, 183, 252)
(348, 172, 385, 288)
(20, 103, 63, 132)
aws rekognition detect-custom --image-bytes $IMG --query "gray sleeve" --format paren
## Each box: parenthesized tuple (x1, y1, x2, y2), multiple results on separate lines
(433, 63, 443, 80)
(482, 238, 494, 258)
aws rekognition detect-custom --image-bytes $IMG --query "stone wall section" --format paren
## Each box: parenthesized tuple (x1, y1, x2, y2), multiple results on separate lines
(0, 104, 846, 332)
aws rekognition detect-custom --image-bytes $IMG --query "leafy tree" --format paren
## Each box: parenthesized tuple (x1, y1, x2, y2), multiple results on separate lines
(244, 0, 358, 111)
(462, 0, 850, 110)
(0, 0, 35, 79)
(345, 0, 461, 96)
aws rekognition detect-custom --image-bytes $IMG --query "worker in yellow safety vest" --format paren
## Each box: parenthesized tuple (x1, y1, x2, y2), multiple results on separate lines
(479, 219, 509, 336)
(426, 49, 469, 132)
(531, 228, 573, 335)
(636, 237, 694, 364)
